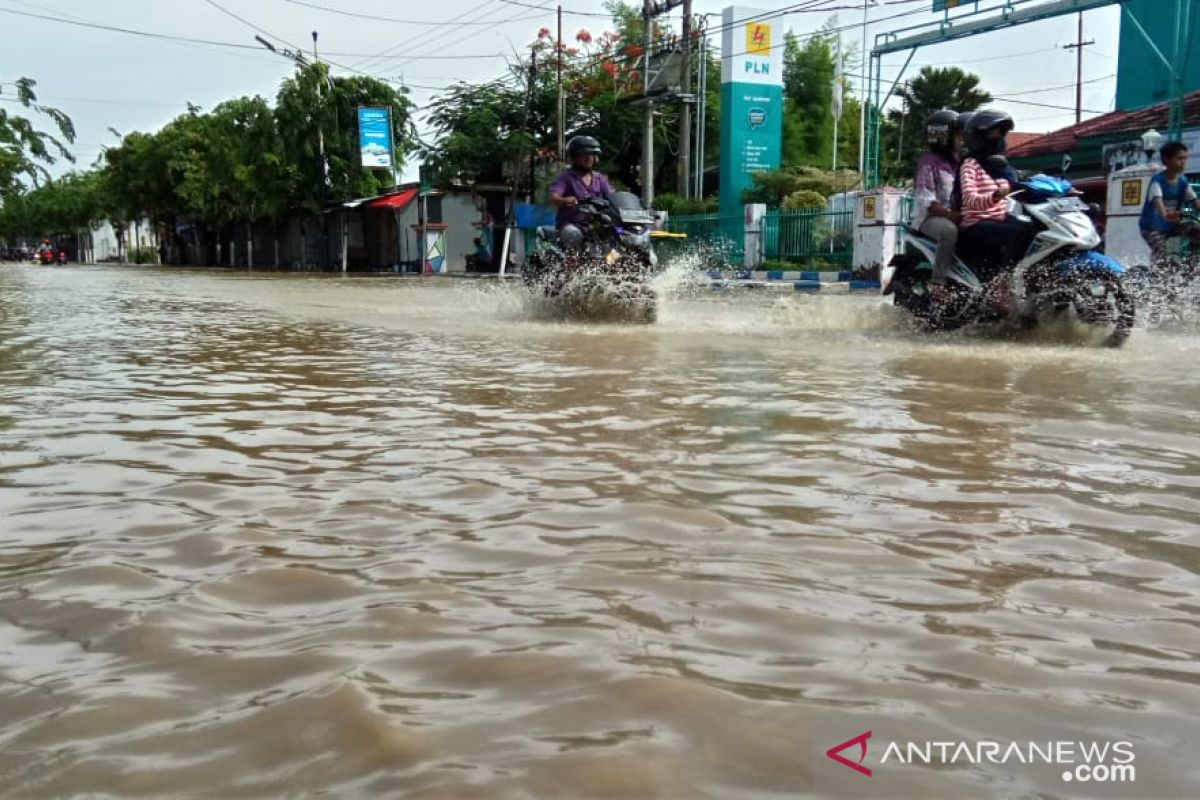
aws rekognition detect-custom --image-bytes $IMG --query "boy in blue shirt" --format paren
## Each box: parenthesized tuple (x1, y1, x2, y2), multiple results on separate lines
(1140, 141, 1200, 271)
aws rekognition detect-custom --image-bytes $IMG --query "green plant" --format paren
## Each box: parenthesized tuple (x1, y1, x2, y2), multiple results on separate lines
(781, 190, 825, 211)
(128, 246, 159, 264)
(654, 192, 718, 216)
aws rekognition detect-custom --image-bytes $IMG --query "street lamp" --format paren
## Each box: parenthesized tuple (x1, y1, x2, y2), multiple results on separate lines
(1141, 128, 1164, 165)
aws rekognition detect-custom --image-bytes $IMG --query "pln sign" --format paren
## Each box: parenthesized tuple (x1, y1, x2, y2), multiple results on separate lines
(719, 6, 783, 218)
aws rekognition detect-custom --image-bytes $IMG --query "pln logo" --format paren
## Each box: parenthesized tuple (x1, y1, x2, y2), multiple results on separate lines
(747, 107, 767, 130)
(746, 22, 771, 55)
(826, 731, 873, 777)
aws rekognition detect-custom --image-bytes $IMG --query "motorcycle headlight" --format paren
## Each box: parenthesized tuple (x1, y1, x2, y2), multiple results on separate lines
(620, 230, 650, 249)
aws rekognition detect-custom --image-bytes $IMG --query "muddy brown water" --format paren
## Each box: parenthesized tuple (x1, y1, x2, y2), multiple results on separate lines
(1, 264, 1197, 798)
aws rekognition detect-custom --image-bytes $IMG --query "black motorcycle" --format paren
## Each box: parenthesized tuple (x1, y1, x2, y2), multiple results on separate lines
(523, 191, 659, 324)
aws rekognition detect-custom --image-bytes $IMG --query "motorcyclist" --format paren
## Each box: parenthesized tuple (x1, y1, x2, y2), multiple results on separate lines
(1140, 140, 1200, 274)
(912, 109, 964, 298)
(549, 135, 613, 243)
(957, 109, 1036, 284)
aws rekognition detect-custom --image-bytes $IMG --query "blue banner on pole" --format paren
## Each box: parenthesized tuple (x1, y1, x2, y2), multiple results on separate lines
(358, 107, 394, 169)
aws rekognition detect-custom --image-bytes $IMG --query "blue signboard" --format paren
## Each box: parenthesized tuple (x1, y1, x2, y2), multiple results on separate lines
(719, 6, 783, 218)
(358, 107, 394, 169)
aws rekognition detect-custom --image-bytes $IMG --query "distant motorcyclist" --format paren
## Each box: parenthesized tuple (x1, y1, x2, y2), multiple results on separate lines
(912, 109, 964, 295)
(1140, 140, 1200, 273)
(957, 109, 1036, 281)
(549, 135, 613, 241)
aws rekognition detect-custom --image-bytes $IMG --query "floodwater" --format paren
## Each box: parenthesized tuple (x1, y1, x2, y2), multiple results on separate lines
(1, 263, 1198, 799)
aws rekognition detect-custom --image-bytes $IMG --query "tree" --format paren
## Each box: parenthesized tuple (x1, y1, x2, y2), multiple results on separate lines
(782, 30, 836, 168)
(275, 62, 416, 213)
(881, 66, 992, 182)
(424, 79, 547, 187)
(0, 77, 75, 199)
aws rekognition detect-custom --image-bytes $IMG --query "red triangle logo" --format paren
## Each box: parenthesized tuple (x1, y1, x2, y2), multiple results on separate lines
(826, 731, 873, 776)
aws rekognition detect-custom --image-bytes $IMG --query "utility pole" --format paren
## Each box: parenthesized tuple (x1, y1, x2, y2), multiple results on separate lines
(557, 5, 564, 166)
(677, 0, 692, 198)
(1062, 13, 1094, 126)
(642, 0, 654, 207)
(255, 33, 330, 271)
(528, 45, 538, 201)
(312, 30, 333, 272)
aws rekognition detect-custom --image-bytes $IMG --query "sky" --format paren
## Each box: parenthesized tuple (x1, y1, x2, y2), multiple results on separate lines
(0, 0, 1124, 183)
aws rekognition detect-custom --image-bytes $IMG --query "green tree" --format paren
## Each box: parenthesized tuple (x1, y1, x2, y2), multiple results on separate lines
(275, 62, 415, 213)
(0, 77, 75, 199)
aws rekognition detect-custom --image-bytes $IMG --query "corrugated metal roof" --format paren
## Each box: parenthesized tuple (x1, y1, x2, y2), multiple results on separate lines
(1007, 90, 1200, 158)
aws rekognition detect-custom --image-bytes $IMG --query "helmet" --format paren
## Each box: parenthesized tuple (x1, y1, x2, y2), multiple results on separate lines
(566, 135, 601, 160)
(964, 109, 1015, 157)
(924, 109, 959, 151)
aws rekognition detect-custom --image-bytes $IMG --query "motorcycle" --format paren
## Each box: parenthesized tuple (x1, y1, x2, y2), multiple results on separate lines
(885, 173, 1135, 347)
(38, 249, 56, 265)
(523, 191, 662, 324)
(55, 249, 68, 265)
(1126, 207, 1200, 316)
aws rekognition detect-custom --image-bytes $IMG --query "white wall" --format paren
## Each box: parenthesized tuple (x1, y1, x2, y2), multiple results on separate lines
(90, 218, 158, 262)
(440, 192, 485, 273)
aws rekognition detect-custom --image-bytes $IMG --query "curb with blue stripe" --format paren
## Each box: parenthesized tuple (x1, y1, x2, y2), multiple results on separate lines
(703, 269, 881, 293)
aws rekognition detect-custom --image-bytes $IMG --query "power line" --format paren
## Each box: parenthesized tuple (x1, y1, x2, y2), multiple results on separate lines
(204, 0, 304, 53)
(496, 0, 611, 18)
(350, 0, 503, 72)
(0, 5, 507, 59)
(285, 0, 545, 25)
(990, 95, 1107, 114)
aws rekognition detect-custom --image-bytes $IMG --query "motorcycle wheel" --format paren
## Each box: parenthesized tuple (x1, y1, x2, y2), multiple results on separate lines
(1074, 275, 1135, 347)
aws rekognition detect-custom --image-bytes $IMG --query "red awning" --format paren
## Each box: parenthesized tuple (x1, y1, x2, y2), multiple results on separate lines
(369, 188, 418, 209)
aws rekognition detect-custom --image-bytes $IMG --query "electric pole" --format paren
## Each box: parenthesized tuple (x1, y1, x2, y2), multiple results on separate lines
(639, 0, 684, 208)
(557, 5, 564, 166)
(677, 0, 692, 198)
(1062, 13, 1094, 126)
(642, 0, 654, 207)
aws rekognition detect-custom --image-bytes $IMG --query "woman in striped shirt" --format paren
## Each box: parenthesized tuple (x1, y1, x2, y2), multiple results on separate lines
(956, 110, 1036, 280)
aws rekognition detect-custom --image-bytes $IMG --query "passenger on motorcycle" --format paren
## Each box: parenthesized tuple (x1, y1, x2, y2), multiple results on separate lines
(957, 110, 1036, 282)
(912, 109, 964, 296)
(549, 136, 612, 244)
(1140, 140, 1200, 273)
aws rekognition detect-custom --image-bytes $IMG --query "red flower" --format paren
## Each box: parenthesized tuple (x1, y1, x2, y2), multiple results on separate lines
(601, 60, 618, 77)
(625, 44, 644, 58)
(575, 29, 592, 44)
(537, 26, 551, 38)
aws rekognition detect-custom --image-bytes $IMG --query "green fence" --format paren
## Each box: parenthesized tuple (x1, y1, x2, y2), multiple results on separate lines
(762, 209, 854, 266)
(663, 213, 744, 263)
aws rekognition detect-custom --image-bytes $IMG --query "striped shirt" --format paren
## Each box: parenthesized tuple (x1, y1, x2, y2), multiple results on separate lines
(959, 157, 1010, 227)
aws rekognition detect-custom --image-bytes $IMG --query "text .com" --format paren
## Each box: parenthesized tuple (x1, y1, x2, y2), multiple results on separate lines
(826, 732, 1136, 783)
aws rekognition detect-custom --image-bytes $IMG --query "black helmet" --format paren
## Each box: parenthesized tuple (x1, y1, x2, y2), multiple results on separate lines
(566, 135, 601, 160)
(924, 109, 959, 151)
(955, 112, 975, 134)
(964, 109, 1015, 157)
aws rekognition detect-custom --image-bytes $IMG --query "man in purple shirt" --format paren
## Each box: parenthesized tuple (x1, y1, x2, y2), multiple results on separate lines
(550, 135, 613, 231)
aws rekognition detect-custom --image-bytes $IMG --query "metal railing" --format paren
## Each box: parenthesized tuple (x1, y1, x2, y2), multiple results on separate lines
(663, 213, 744, 263)
(762, 209, 854, 265)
